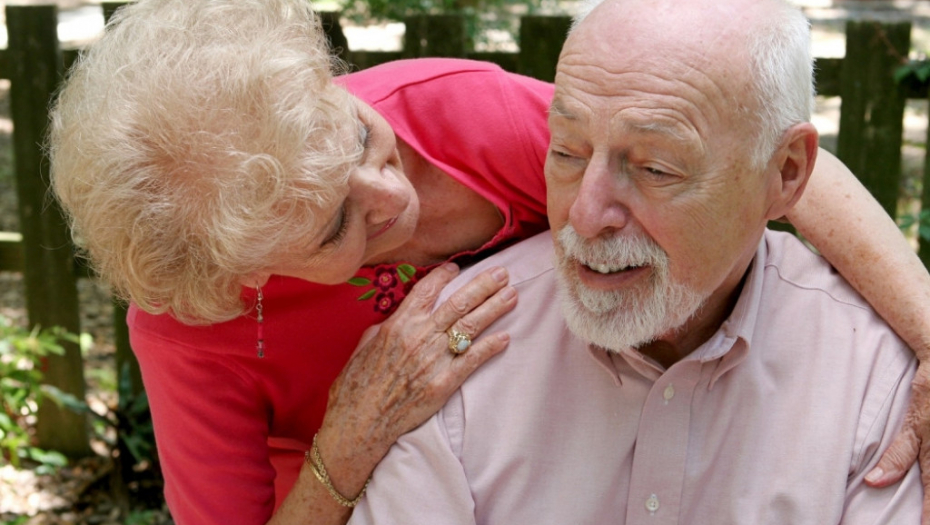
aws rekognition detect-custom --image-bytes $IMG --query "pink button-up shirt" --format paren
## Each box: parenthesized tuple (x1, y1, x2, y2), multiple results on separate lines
(349, 231, 921, 525)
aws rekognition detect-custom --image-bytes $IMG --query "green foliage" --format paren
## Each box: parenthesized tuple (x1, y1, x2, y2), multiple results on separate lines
(114, 362, 155, 464)
(895, 59, 930, 85)
(0, 316, 76, 472)
(124, 510, 161, 525)
(898, 209, 930, 242)
(43, 362, 155, 465)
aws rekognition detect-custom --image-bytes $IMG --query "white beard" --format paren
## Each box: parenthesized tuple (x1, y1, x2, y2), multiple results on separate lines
(554, 225, 706, 353)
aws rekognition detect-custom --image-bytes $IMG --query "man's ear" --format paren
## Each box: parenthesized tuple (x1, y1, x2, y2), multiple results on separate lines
(239, 271, 271, 289)
(764, 122, 819, 221)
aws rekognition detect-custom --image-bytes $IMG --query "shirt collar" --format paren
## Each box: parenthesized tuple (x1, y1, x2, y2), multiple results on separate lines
(587, 235, 769, 387)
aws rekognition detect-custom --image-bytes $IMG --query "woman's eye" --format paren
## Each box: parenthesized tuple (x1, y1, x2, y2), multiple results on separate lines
(359, 123, 372, 150)
(323, 205, 349, 246)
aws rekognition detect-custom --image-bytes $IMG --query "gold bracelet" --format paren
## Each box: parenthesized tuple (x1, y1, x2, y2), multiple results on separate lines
(305, 434, 371, 508)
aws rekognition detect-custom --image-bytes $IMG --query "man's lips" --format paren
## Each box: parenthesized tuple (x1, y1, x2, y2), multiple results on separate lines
(368, 217, 397, 240)
(587, 262, 645, 274)
(576, 261, 650, 290)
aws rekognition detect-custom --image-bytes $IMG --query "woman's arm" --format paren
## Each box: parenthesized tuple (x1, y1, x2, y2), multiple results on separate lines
(787, 148, 930, 514)
(269, 263, 517, 524)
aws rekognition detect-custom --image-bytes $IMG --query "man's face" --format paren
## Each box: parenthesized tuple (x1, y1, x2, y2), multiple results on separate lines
(546, 2, 783, 354)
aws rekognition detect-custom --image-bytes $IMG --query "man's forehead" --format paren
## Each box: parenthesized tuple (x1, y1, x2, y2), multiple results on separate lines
(563, 0, 759, 77)
(549, 91, 706, 156)
(554, 4, 759, 135)
(550, 63, 728, 147)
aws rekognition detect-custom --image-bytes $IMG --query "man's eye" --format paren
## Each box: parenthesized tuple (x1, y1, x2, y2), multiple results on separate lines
(549, 148, 576, 160)
(638, 166, 683, 185)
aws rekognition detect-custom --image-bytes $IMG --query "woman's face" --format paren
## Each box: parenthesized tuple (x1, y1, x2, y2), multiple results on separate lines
(250, 98, 420, 286)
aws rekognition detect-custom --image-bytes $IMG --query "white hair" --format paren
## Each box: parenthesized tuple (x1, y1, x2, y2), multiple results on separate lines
(554, 225, 706, 352)
(50, 0, 360, 323)
(570, 0, 814, 169)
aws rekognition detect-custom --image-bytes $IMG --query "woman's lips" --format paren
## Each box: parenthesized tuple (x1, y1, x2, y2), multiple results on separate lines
(368, 217, 398, 240)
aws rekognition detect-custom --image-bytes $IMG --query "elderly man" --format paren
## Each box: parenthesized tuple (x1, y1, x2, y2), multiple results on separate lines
(346, 0, 922, 522)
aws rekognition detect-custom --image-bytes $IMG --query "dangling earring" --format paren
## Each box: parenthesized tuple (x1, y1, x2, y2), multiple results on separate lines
(256, 287, 265, 359)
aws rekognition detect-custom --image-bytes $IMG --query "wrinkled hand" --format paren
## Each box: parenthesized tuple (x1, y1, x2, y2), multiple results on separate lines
(866, 359, 930, 525)
(315, 263, 516, 496)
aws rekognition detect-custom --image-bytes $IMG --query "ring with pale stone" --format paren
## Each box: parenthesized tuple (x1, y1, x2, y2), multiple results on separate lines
(447, 329, 472, 355)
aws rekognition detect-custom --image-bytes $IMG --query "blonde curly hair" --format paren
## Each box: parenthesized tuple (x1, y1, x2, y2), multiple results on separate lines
(50, 0, 362, 324)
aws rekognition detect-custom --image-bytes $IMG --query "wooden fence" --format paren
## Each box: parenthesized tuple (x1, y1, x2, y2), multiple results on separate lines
(0, 4, 926, 455)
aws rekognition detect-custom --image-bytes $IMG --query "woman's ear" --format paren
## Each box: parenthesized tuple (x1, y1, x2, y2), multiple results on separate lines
(764, 122, 819, 221)
(239, 272, 271, 289)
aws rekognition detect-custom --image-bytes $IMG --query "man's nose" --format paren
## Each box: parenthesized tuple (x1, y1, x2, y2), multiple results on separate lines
(569, 161, 631, 238)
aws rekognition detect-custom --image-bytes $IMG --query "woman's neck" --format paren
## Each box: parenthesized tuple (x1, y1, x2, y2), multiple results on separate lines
(374, 139, 504, 266)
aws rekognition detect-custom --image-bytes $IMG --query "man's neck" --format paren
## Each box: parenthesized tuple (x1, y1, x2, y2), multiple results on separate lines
(636, 268, 750, 369)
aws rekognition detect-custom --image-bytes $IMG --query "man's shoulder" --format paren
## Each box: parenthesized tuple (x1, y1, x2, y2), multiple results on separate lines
(762, 229, 871, 311)
(435, 231, 576, 390)
(439, 231, 556, 302)
(757, 230, 912, 370)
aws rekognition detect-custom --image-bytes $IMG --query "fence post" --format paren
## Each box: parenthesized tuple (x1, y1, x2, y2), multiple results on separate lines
(7, 4, 90, 457)
(403, 14, 468, 58)
(517, 15, 571, 83)
(836, 20, 911, 218)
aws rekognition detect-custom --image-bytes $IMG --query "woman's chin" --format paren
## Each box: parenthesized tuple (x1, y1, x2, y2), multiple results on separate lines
(363, 245, 405, 267)
(368, 218, 420, 265)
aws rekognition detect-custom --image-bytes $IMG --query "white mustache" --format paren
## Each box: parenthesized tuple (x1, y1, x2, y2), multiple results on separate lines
(554, 224, 705, 353)
(556, 225, 668, 273)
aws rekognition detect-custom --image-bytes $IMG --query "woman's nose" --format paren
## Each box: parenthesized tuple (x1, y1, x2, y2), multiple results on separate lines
(353, 165, 410, 226)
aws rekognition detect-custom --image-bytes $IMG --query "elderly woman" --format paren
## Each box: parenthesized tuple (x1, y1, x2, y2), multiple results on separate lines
(49, 0, 930, 523)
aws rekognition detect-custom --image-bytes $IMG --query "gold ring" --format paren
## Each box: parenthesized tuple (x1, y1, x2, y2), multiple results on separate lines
(447, 329, 472, 355)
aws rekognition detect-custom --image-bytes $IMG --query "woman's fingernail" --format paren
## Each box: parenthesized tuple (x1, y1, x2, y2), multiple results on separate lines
(443, 262, 459, 273)
(501, 287, 516, 300)
(491, 267, 507, 282)
(865, 467, 884, 485)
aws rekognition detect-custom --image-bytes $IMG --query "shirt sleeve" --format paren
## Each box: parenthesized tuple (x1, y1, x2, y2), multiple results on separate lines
(348, 391, 477, 525)
(129, 310, 277, 525)
(841, 346, 922, 524)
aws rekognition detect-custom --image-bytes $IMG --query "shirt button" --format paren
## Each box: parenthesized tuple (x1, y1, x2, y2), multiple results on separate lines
(645, 494, 660, 513)
(663, 384, 675, 404)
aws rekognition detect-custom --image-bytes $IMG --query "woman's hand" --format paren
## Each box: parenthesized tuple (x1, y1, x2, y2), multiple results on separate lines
(866, 360, 930, 525)
(315, 263, 516, 497)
